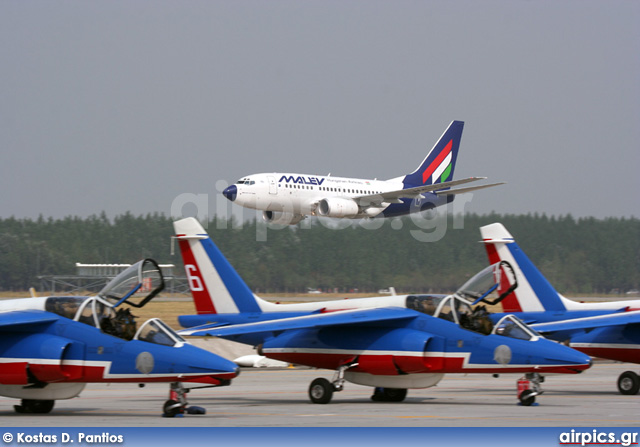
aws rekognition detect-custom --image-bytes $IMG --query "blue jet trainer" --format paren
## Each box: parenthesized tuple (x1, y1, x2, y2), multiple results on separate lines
(478, 222, 640, 395)
(174, 217, 591, 406)
(0, 259, 239, 416)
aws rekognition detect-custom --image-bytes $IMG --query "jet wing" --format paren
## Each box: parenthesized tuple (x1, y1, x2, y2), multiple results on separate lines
(180, 307, 418, 338)
(355, 177, 502, 206)
(531, 310, 640, 334)
(0, 310, 59, 332)
(434, 182, 506, 196)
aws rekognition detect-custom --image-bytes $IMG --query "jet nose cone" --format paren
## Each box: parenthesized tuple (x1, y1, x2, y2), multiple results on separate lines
(223, 185, 237, 202)
(545, 344, 593, 373)
(191, 352, 241, 377)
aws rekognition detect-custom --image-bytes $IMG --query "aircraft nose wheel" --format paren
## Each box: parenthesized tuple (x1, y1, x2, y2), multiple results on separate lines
(518, 389, 537, 406)
(162, 382, 206, 417)
(617, 371, 640, 395)
(517, 373, 543, 406)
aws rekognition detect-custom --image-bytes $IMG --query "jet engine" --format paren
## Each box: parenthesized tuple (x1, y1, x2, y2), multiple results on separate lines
(262, 211, 305, 225)
(317, 198, 359, 218)
(0, 334, 83, 386)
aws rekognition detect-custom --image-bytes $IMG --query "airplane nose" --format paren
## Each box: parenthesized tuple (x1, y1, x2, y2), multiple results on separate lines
(188, 350, 240, 378)
(544, 343, 593, 373)
(223, 185, 237, 202)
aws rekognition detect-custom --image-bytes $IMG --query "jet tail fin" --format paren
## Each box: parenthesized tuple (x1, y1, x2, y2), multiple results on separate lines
(402, 120, 464, 187)
(480, 223, 567, 313)
(173, 218, 263, 315)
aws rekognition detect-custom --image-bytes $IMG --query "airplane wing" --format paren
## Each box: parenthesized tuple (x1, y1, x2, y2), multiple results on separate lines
(179, 307, 418, 338)
(531, 310, 640, 334)
(354, 177, 503, 206)
(0, 310, 59, 332)
(434, 182, 506, 196)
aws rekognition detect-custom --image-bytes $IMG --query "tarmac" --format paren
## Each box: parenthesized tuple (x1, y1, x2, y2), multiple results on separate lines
(1, 360, 637, 427)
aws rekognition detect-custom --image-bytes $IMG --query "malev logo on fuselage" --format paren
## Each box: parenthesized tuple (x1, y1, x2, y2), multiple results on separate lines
(279, 175, 326, 186)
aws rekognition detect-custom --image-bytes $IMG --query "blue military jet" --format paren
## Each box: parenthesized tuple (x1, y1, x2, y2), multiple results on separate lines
(174, 218, 591, 406)
(478, 223, 640, 395)
(0, 259, 239, 416)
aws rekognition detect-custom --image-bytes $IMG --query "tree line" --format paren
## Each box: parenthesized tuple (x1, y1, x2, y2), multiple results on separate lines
(0, 212, 637, 295)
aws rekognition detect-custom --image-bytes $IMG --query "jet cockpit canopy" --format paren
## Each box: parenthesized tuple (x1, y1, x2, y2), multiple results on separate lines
(44, 259, 169, 342)
(405, 261, 520, 335)
(455, 260, 517, 305)
(98, 258, 164, 308)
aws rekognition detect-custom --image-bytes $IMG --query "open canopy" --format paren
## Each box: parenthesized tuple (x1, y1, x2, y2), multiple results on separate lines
(98, 259, 164, 308)
(455, 261, 517, 305)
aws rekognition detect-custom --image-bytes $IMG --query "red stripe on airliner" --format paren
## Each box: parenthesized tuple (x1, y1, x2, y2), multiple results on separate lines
(422, 140, 452, 184)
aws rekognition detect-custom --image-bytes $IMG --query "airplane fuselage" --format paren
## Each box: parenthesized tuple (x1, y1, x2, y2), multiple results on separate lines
(220, 122, 505, 225)
(224, 172, 449, 220)
(480, 222, 640, 367)
(493, 306, 640, 364)
(179, 293, 591, 389)
(0, 296, 239, 402)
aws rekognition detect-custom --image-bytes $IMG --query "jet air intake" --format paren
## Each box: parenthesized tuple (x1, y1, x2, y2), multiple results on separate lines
(317, 198, 359, 218)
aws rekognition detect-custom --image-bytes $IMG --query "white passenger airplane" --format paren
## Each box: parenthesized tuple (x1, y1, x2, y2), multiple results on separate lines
(222, 121, 503, 225)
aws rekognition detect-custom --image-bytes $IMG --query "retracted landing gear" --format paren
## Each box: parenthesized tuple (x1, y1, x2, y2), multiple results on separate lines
(517, 373, 544, 406)
(308, 363, 354, 404)
(14, 399, 55, 414)
(162, 382, 206, 417)
(617, 371, 640, 395)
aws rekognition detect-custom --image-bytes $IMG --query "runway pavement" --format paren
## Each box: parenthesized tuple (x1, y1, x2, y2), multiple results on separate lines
(0, 361, 637, 427)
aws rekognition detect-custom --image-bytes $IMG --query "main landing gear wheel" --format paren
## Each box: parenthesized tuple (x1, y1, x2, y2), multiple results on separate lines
(308, 363, 355, 404)
(617, 371, 640, 395)
(371, 388, 408, 402)
(309, 378, 334, 404)
(14, 399, 55, 414)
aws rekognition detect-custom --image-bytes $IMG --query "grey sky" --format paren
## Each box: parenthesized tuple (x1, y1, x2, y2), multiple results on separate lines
(1, 1, 638, 220)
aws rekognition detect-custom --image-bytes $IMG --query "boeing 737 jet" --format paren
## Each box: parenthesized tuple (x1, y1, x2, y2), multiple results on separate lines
(222, 121, 503, 225)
